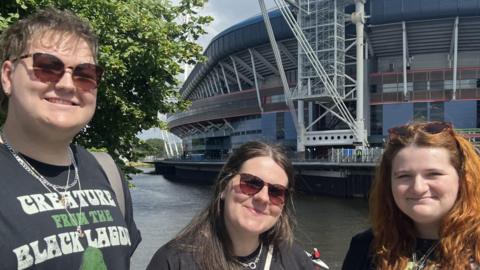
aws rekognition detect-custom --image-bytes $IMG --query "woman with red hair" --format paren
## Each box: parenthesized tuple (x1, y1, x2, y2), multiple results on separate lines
(342, 122, 480, 270)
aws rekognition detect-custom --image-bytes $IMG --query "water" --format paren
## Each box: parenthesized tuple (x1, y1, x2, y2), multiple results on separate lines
(129, 169, 369, 270)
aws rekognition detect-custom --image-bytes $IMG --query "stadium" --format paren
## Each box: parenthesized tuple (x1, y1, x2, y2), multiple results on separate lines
(168, 0, 480, 159)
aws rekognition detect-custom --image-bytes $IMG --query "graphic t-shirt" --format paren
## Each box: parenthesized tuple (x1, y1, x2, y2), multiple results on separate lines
(0, 145, 141, 270)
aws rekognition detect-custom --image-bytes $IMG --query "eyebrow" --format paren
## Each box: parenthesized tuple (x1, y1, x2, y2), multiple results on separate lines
(392, 170, 411, 177)
(393, 168, 445, 176)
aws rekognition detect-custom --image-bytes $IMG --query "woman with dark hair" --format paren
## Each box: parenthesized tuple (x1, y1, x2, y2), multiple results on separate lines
(147, 141, 315, 270)
(342, 122, 480, 270)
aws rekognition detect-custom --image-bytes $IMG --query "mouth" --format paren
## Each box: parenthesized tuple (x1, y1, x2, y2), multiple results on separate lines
(245, 206, 266, 216)
(45, 97, 78, 106)
(408, 196, 435, 202)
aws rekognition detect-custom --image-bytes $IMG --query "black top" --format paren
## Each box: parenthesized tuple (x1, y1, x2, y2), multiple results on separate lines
(342, 229, 374, 270)
(0, 144, 141, 269)
(147, 241, 316, 270)
(342, 229, 441, 270)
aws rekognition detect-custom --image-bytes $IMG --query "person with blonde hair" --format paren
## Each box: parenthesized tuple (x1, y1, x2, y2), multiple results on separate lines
(342, 121, 480, 270)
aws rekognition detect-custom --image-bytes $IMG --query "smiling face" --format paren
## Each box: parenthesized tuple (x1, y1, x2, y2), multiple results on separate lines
(391, 145, 459, 235)
(222, 156, 288, 239)
(1, 31, 97, 139)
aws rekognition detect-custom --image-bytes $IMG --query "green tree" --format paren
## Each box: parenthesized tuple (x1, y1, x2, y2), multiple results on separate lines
(0, 0, 210, 173)
(134, 138, 167, 159)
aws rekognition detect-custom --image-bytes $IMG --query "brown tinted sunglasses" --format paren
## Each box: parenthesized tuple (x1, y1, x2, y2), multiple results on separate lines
(239, 173, 288, 206)
(12, 52, 103, 91)
(388, 122, 453, 140)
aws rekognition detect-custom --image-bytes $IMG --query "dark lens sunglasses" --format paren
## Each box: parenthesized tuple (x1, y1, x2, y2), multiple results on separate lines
(12, 52, 103, 91)
(239, 173, 288, 206)
(388, 121, 453, 140)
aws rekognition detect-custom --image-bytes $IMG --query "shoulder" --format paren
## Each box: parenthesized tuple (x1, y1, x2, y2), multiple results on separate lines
(70, 145, 99, 165)
(147, 242, 197, 270)
(350, 229, 374, 245)
(71, 144, 90, 156)
(342, 229, 374, 270)
(274, 241, 315, 269)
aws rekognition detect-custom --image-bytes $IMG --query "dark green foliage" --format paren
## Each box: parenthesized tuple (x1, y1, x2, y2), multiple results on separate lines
(0, 0, 211, 172)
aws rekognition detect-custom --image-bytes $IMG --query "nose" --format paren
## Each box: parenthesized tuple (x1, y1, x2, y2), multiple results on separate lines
(253, 185, 270, 204)
(411, 174, 429, 194)
(54, 69, 76, 92)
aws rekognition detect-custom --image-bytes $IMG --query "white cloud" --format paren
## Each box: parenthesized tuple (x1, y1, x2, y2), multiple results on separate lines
(196, 0, 277, 49)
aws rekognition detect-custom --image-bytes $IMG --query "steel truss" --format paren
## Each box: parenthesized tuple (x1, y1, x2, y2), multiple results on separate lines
(259, 0, 368, 149)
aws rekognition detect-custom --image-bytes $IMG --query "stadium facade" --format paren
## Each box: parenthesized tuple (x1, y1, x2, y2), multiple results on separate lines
(168, 0, 480, 159)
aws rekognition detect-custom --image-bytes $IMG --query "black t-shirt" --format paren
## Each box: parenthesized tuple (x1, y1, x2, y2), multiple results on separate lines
(147, 241, 316, 270)
(342, 229, 444, 270)
(0, 144, 141, 270)
(342, 229, 374, 270)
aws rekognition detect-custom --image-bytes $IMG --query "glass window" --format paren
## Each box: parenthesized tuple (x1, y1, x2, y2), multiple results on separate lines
(414, 103, 428, 121)
(370, 105, 383, 135)
(429, 80, 444, 91)
(429, 102, 444, 122)
(271, 94, 285, 103)
(382, 83, 398, 93)
(459, 79, 477, 89)
(413, 81, 427, 91)
(444, 80, 453, 89)
(276, 112, 285, 140)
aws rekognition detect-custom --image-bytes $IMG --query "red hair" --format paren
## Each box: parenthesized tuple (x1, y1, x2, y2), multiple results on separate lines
(369, 122, 480, 269)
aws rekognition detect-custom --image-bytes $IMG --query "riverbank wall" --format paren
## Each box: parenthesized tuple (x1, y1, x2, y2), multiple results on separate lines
(152, 160, 376, 198)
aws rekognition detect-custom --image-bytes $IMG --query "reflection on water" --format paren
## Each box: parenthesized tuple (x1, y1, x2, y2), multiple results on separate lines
(130, 170, 369, 270)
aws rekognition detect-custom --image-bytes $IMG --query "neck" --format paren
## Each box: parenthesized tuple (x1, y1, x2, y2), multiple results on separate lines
(227, 229, 261, 257)
(415, 222, 440, 240)
(2, 123, 72, 165)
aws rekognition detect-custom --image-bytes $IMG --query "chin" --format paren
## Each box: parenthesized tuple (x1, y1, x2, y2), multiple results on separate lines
(45, 120, 87, 134)
(241, 221, 273, 235)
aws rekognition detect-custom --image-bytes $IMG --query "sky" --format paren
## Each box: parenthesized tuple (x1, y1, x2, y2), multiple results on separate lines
(196, 0, 276, 49)
(139, 0, 278, 140)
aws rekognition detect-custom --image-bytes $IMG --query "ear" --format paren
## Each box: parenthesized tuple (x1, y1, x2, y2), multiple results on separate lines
(1, 60, 14, 96)
(220, 191, 225, 200)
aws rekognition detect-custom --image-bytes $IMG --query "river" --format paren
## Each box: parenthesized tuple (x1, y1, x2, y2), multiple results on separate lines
(129, 169, 369, 270)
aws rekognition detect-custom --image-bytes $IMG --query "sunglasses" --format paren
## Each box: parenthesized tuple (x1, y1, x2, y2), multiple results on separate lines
(388, 121, 453, 140)
(12, 52, 103, 91)
(238, 173, 288, 206)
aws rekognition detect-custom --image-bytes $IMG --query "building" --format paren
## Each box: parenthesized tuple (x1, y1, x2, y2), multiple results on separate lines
(168, 0, 480, 159)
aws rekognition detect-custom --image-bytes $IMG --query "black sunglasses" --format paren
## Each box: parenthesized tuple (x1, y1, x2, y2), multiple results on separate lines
(238, 173, 288, 206)
(388, 121, 453, 140)
(12, 52, 103, 91)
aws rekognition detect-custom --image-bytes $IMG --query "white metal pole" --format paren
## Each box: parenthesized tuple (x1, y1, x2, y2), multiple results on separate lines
(298, 100, 305, 152)
(353, 0, 366, 146)
(249, 49, 264, 113)
(171, 133, 179, 156)
(452, 16, 459, 100)
(160, 130, 171, 158)
(402, 21, 408, 97)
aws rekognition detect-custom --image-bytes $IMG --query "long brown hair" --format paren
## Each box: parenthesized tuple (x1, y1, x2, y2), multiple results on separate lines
(169, 141, 296, 270)
(369, 122, 480, 269)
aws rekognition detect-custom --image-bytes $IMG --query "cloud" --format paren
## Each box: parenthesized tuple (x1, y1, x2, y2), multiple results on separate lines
(196, 0, 276, 49)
